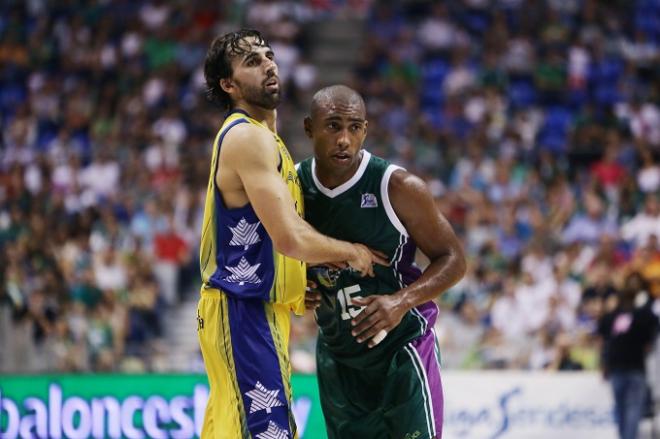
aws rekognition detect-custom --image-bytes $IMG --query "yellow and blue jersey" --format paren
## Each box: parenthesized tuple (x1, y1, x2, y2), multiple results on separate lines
(197, 109, 305, 438)
(199, 109, 306, 314)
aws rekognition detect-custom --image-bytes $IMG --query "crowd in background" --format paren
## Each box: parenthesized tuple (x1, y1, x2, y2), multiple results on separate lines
(1, 0, 659, 375)
(340, 0, 660, 374)
(0, 0, 327, 372)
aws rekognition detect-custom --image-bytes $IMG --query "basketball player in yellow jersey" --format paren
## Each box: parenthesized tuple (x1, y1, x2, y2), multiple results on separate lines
(198, 29, 386, 439)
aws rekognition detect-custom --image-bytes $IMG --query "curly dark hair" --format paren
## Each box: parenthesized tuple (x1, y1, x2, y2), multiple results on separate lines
(204, 29, 270, 111)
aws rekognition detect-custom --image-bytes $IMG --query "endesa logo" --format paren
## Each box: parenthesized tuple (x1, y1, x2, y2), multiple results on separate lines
(0, 384, 208, 439)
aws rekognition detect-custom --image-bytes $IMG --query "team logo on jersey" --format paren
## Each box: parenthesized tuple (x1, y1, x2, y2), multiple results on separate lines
(308, 266, 341, 289)
(229, 218, 261, 250)
(245, 381, 285, 414)
(360, 193, 378, 208)
(255, 421, 289, 439)
(225, 257, 261, 285)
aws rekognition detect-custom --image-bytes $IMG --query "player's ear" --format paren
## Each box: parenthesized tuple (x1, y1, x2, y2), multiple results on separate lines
(303, 117, 313, 138)
(363, 119, 368, 136)
(220, 78, 234, 94)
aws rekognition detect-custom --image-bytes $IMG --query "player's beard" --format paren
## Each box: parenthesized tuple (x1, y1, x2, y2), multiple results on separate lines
(238, 80, 280, 110)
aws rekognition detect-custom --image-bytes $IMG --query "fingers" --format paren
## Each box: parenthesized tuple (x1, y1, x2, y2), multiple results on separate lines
(350, 296, 378, 338)
(371, 253, 389, 267)
(353, 315, 388, 348)
(305, 281, 321, 310)
(304, 291, 321, 310)
(350, 295, 393, 348)
(368, 247, 390, 266)
(370, 329, 388, 347)
(352, 312, 377, 341)
(351, 295, 373, 307)
(357, 265, 375, 277)
(348, 243, 372, 277)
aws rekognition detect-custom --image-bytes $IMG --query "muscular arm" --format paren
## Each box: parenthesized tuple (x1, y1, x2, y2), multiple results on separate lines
(389, 170, 466, 308)
(219, 124, 375, 268)
(352, 169, 466, 345)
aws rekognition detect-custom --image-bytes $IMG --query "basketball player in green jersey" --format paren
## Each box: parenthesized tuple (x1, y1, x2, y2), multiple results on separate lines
(198, 31, 386, 439)
(298, 85, 466, 439)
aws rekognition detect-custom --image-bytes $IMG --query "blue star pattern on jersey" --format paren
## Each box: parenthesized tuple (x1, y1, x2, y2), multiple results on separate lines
(245, 381, 285, 414)
(229, 217, 262, 250)
(255, 421, 289, 439)
(225, 257, 262, 286)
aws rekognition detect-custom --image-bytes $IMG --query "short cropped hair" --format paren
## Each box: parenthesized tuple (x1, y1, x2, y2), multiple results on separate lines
(203, 29, 270, 110)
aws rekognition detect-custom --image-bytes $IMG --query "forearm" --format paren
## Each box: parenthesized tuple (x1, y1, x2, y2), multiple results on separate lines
(394, 251, 466, 311)
(278, 219, 356, 264)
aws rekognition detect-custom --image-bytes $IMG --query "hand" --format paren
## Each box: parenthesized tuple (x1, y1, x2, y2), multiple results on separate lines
(305, 280, 321, 310)
(346, 244, 389, 277)
(351, 294, 407, 348)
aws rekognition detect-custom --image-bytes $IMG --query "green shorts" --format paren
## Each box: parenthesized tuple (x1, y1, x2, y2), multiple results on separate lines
(317, 329, 444, 439)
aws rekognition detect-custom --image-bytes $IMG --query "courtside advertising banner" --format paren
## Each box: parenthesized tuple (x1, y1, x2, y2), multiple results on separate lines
(0, 374, 323, 439)
(444, 371, 617, 439)
(0, 372, 617, 438)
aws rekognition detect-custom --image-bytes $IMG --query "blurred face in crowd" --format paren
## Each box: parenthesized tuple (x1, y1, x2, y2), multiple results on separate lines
(221, 37, 280, 110)
(645, 195, 659, 216)
(304, 87, 368, 182)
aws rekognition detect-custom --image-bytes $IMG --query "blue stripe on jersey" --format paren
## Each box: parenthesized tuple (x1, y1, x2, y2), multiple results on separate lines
(227, 297, 292, 438)
(207, 118, 276, 300)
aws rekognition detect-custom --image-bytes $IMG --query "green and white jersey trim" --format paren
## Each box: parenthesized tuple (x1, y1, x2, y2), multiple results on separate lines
(380, 164, 409, 238)
(311, 151, 372, 198)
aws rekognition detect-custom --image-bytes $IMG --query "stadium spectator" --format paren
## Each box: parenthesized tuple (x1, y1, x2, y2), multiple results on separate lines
(1, 0, 659, 376)
(598, 275, 659, 439)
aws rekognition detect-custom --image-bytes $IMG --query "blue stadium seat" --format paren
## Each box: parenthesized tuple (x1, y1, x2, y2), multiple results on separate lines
(508, 79, 537, 108)
(420, 85, 445, 107)
(422, 59, 449, 82)
(538, 106, 574, 153)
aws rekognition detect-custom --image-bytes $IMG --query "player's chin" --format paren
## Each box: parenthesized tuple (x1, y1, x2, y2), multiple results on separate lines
(264, 93, 281, 109)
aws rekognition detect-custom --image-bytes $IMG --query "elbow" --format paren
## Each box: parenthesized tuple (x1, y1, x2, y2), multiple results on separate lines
(272, 232, 301, 258)
(453, 246, 468, 283)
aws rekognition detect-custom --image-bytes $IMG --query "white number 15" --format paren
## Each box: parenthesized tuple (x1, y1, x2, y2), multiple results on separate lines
(337, 285, 365, 321)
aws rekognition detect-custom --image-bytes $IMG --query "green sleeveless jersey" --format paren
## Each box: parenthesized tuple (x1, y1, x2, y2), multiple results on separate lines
(298, 150, 438, 369)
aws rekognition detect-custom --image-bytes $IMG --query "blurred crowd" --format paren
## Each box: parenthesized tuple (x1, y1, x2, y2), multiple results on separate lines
(1, 0, 660, 375)
(332, 0, 660, 374)
(0, 0, 330, 372)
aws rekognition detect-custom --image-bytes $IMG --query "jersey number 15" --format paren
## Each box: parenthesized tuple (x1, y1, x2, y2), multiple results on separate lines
(337, 285, 365, 321)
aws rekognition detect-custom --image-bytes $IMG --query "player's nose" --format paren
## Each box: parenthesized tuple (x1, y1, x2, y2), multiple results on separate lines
(336, 130, 350, 149)
(264, 57, 277, 76)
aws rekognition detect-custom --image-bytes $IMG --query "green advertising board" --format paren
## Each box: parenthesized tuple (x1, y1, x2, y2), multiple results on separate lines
(0, 374, 327, 438)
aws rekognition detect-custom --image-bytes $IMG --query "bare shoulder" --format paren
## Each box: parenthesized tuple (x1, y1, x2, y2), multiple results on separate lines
(221, 123, 279, 165)
(389, 168, 429, 202)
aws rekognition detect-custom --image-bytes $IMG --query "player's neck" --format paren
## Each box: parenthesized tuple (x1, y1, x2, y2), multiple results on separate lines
(233, 104, 277, 133)
(315, 151, 362, 189)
